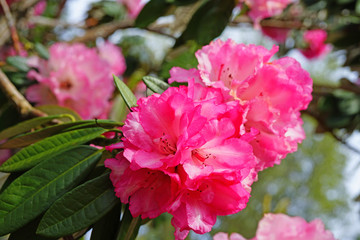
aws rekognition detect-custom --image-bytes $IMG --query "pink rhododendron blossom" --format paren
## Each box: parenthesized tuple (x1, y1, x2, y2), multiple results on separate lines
(105, 84, 257, 239)
(170, 39, 313, 171)
(240, 0, 296, 28)
(300, 29, 331, 59)
(26, 42, 126, 119)
(261, 26, 290, 43)
(0, 149, 11, 166)
(0, 44, 27, 61)
(215, 214, 336, 240)
(117, 0, 146, 19)
(214, 232, 246, 240)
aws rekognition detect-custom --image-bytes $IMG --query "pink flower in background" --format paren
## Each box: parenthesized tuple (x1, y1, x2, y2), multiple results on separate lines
(106, 84, 257, 239)
(170, 39, 313, 171)
(214, 232, 246, 240)
(0, 149, 11, 166)
(117, 0, 146, 19)
(300, 29, 331, 59)
(33, 0, 46, 16)
(26, 42, 126, 119)
(261, 26, 290, 43)
(215, 214, 336, 240)
(241, 0, 296, 28)
(0, 44, 27, 61)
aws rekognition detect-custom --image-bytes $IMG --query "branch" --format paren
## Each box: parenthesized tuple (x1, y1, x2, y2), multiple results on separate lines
(0, 0, 24, 54)
(0, 69, 46, 118)
(29, 15, 85, 29)
(70, 20, 176, 43)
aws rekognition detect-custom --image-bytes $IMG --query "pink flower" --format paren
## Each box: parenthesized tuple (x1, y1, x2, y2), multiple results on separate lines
(26, 42, 126, 119)
(214, 232, 246, 240)
(300, 29, 331, 59)
(241, 0, 296, 28)
(117, 0, 146, 19)
(215, 214, 336, 240)
(261, 26, 290, 43)
(0, 44, 27, 61)
(105, 84, 257, 239)
(33, 0, 46, 16)
(0, 149, 11, 166)
(170, 39, 313, 171)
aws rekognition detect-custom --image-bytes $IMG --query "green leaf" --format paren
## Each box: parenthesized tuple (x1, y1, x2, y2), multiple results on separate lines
(357, 0, 360, 15)
(34, 42, 49, 60)
(9, 216, 55, 240)
(0, 127, 106, 172)
(0, 146, 102, 236)
(37, 173, 119, 238)
(166, 0, 199, 6)
(0, 172, 22, 194)
(6, 56, 30, 72)
(142, 76, 170, 94)
(0, 115, 69, 141)
(176, 0, 235, 46)
(36, 105, 82, 121)
(116, 207, 141, 240)
(90, 203, 121, 240)
(135, 0, 170, 28)
(113, 75, 137, 109)
(0, 119, 122, 149)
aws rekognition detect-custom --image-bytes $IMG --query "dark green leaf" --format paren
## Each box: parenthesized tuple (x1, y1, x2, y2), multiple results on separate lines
(166, 0, 199, 6)
(176, 0, 235, 46)
(0, 127, 106, 172)
(0, 172, 22, 194)
(9, 216, 55, 240)
(37, 173, 119, 238)
(0, 146, 102, 236)
(135, 0, 171, 28)
(90, 202, 121, 240)
(116, 207, 141, 240)
(6, 56, 30, 72)
(113, 75, 137, 109)
(34, 43, 50, 60)
(142, 76, 170, 94)
(357, 0, 360, 15)
(0, 115, 67, 141)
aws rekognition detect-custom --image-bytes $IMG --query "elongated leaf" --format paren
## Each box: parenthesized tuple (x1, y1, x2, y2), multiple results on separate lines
(176, 0, 235, 46)
(116, 207, 141, 240)
(34, 42, 49, 60)
(0, 115, 68, 141)
(36, 105, 82, 121)
(142, 76, 170, 94)
(0, 146, 102, 236)
(0, 127, 106, 172)
(37, 173, 119, 237)
(6, 56, 30, 72)
(9, 215, 55, 240)
(0, 120, 122, 149)
(90, 202, 121, 240)
(113, 75, 137, 109)
(135, 0, 170, 28)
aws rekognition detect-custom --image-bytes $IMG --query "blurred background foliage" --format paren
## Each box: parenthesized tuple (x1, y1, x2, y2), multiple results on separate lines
(1, 0, 360, 239)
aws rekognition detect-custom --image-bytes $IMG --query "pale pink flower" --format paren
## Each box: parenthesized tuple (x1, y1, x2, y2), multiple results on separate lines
(300, 29, 331, 59)
(26, 42, 126, 119)
(169, 39, 313, 171)
(105, 84, 257, 239)
(241, 0, 296, 28)
(33, 0, 46, 16)
(215, 214, 336, 240)
(253, 214, 336, 240)
(214, 232, 246, 240)
(117, 0, 146, 19)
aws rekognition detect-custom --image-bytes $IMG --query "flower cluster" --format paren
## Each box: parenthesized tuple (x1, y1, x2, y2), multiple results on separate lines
(239, 0, 296, 28)
(300, 29, 331, 59)
(26, 42, 126, 119)
(106, 39, 312, 239)
(213, 213, 336, 240)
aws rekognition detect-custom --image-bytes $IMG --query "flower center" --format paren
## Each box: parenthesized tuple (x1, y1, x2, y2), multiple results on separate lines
(156, 133, 177, 155)
(191, 149, 212, 162)
(60, 80, 73, 90)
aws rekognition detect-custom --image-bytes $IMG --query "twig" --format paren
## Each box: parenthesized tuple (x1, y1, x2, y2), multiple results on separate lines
(0, 69, 46, 118)
(70, 20, 176, 43)
(0, 0, 24, 55)
(29, 16, 85, 29)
